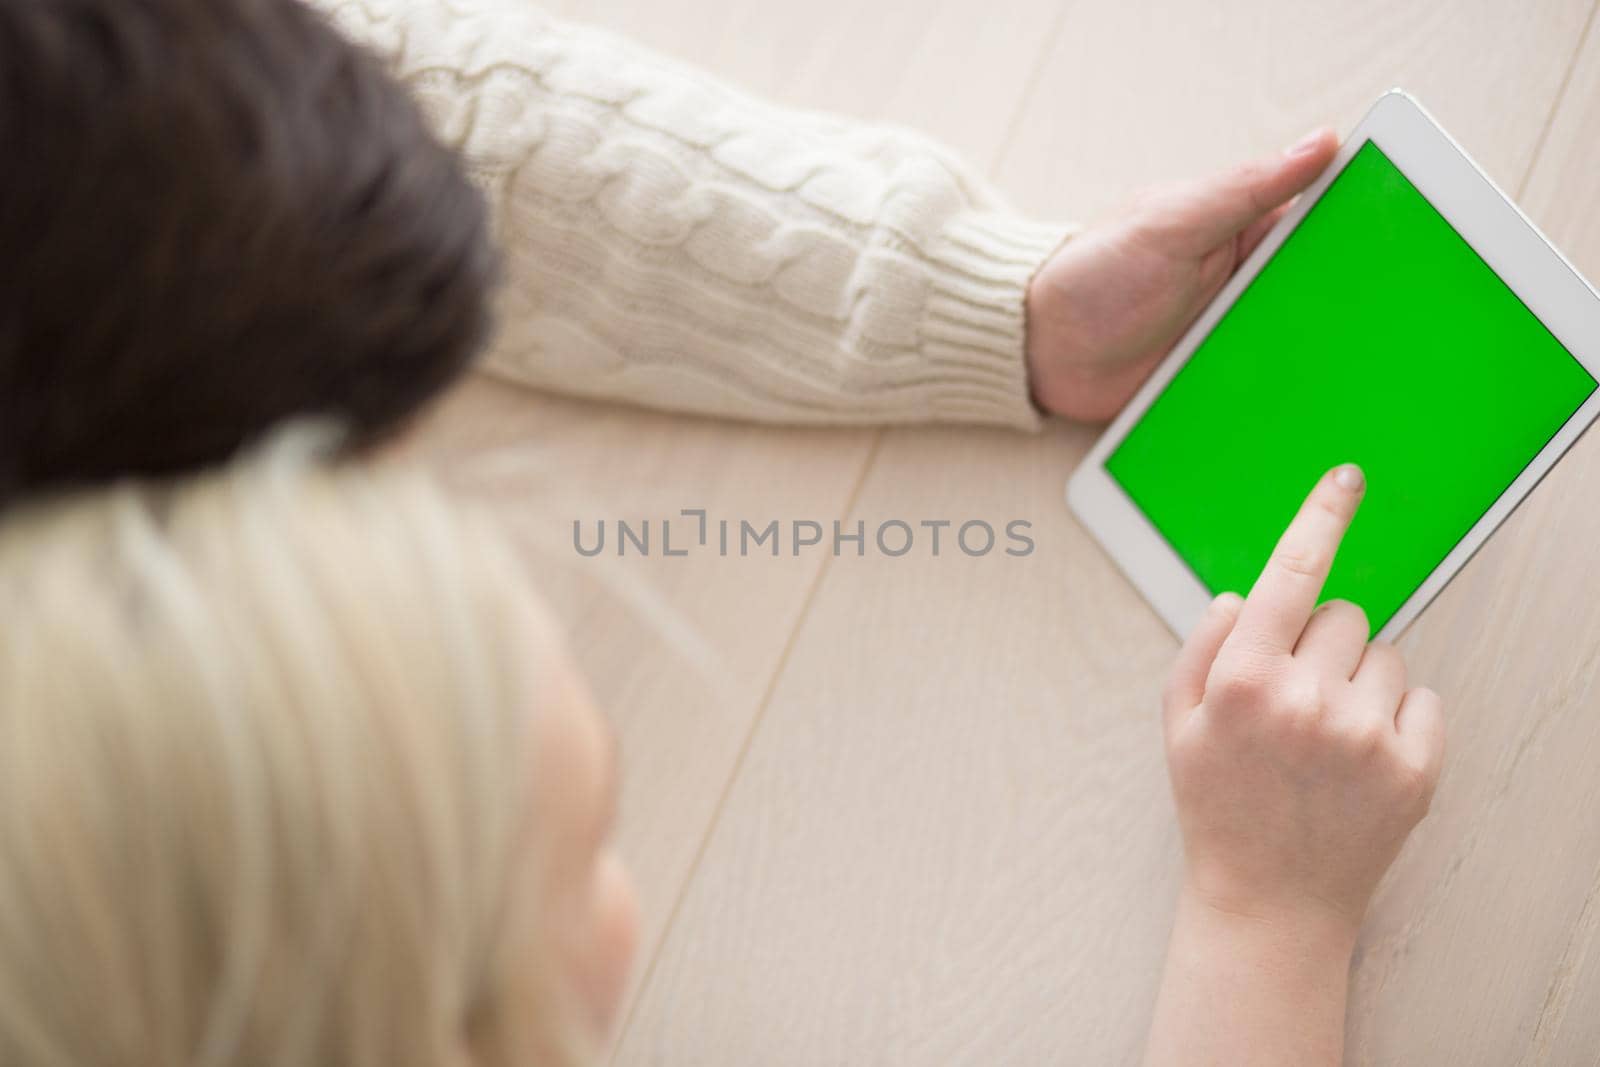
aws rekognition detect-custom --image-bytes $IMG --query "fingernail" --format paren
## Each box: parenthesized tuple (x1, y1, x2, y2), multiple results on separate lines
(1286, 128, 1325, 156)
(1333, 464, 1365, 492)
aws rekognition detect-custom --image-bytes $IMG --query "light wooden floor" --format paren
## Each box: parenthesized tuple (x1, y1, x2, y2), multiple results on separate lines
(401, 2, 1600, 1063)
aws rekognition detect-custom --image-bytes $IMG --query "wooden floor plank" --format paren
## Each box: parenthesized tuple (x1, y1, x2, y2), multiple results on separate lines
(572, 0, 1078, 165)
(393, 377, 874, 1030)
(616, 1, 1600, 1063)
(614, 417, 1184, 1067)
(1497, 9, 1600, 1062)
(998, 0, 1590, 220)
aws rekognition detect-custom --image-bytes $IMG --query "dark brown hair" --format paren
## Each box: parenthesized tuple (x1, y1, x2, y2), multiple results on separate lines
(0, 0, 497, 502)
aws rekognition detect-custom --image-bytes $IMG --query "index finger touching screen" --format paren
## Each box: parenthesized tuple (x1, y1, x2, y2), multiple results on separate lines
(1231, 465, 1366, 654)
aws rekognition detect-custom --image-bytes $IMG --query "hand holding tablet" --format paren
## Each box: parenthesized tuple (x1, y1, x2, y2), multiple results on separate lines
(1070, 91, 1600, 640)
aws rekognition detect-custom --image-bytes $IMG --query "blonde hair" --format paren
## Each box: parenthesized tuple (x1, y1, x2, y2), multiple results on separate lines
(0, 427, 588, 1067)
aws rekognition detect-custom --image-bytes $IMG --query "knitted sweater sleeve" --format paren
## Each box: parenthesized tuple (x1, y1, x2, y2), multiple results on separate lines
(312, 0, 1077, 429)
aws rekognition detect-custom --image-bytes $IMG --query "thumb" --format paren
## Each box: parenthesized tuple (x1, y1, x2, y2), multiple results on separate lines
(1394, 685, 1446, 793)
(1162, 592, 1244, 731)
(1166, 127, 1338, 255)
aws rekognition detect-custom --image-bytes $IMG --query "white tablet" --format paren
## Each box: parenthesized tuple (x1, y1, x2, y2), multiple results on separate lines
(1067, 90, 1600, 641)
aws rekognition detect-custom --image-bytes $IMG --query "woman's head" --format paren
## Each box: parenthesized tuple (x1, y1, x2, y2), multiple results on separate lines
(0, 0, 497, 505)
(0, 429, 635, 1066)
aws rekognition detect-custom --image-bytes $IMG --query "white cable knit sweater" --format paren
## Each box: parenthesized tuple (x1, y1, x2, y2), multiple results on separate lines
(313, 0, 1076, 429)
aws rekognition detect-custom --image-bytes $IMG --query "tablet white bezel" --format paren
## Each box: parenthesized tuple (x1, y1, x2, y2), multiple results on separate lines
(1066, 90, 1600, 642)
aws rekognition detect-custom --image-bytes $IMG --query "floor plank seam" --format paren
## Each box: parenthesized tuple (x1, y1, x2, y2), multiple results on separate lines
(1516, 851, 1600, 1067)
(988, 0, 1079, 182)
(608, 428, 886, 1064)
(1513, 0, 1598, 200)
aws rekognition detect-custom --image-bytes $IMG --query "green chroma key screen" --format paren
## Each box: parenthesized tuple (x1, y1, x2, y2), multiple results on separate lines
(1106, 140, 1597, 631)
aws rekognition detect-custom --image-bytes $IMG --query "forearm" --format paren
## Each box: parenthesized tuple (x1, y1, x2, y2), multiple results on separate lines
(312, 0, 1074, 428)
(1142, 889, 1354, 1067)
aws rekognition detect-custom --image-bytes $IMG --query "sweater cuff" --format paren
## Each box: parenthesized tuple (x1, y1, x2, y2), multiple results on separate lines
(918, 213, 1081, 431)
